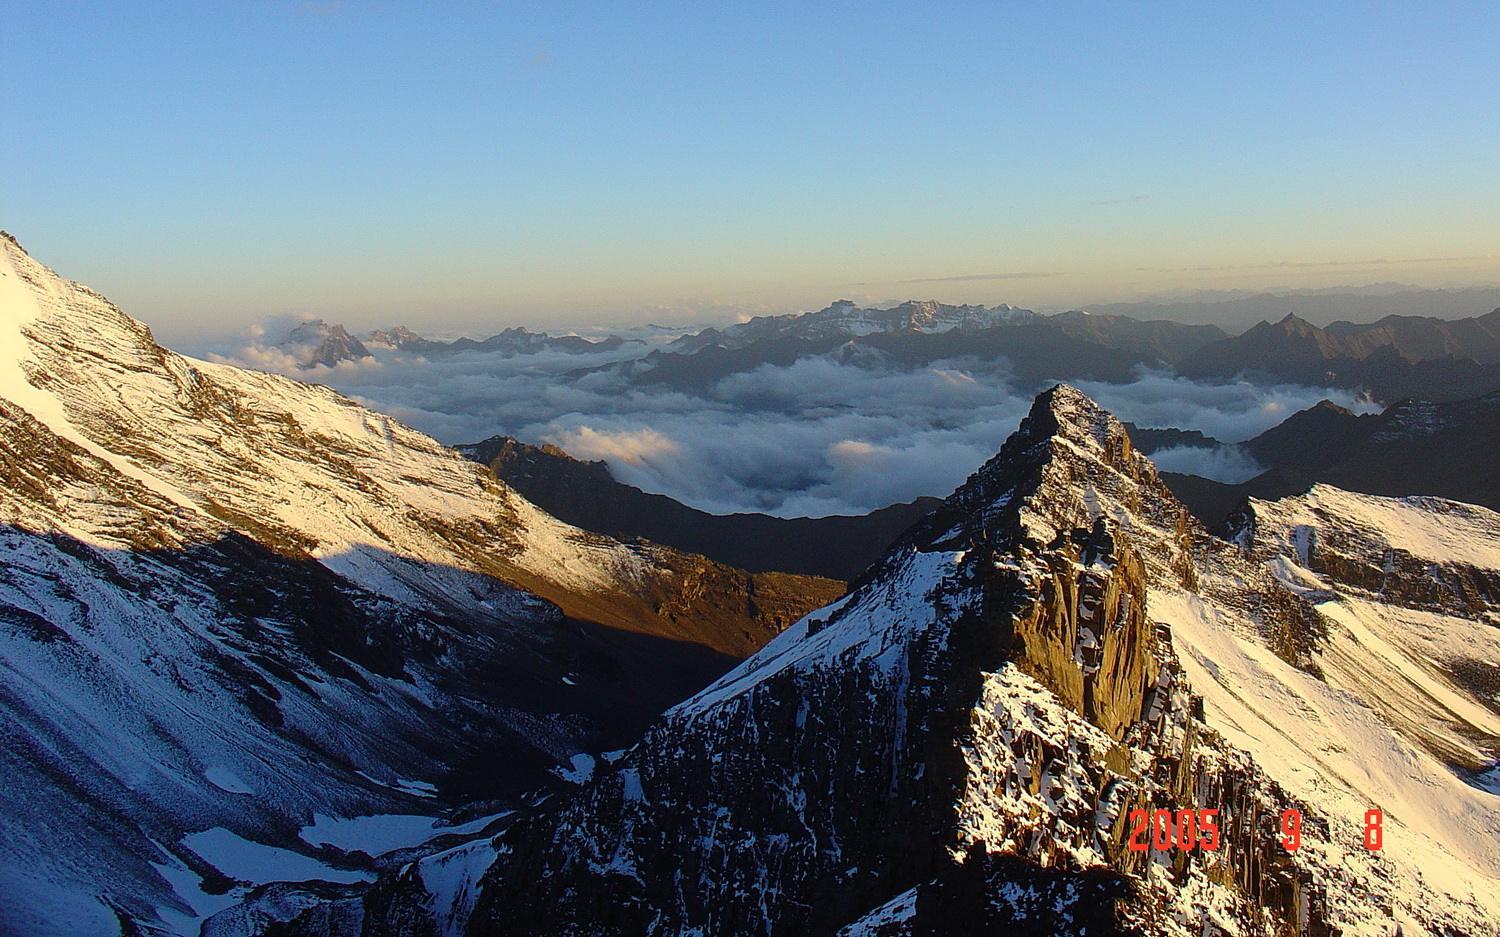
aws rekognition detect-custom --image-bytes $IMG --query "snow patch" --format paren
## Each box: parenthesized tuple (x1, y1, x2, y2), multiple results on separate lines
(299, 811, 503, 856)
(204, 765, 254, 795)
(181, 828, 372, 885)
(555, 752, 596, 784)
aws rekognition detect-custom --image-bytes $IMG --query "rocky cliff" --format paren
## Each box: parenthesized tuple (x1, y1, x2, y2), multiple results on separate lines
(245, 386, 1499, 936)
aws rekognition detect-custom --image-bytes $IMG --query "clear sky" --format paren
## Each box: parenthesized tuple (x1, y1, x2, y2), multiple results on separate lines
(5, 1, 1499, 341)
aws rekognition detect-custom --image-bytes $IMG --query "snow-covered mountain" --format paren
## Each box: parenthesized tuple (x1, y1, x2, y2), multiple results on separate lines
(0, 232, 839, 934)
(1228, 485, 1500, 773)
(266, 386, 1500, 935)
(362, 324, 630, 358)
(671, 300, 1039, 352)
(276, 319, 374, 368)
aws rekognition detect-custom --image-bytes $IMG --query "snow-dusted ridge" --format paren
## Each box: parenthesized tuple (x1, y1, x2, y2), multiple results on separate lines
(0, 231, 836, 935)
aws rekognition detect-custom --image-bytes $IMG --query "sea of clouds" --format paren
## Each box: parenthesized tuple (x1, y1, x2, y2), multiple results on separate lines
(208, 328, 1377, 517)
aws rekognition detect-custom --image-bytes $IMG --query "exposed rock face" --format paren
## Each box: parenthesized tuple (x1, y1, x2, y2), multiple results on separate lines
(265, 385, 1500, 937)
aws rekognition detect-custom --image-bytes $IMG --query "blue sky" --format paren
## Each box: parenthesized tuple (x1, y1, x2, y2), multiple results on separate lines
(5, 1, 1498, 340)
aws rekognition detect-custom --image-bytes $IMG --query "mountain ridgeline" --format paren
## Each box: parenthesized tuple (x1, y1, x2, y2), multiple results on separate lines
(1179, 310, 1500, 402)
(0, 232, 841, 934)
(3, 233, 1499, 936)
(459, 435, 942, 582)
(250, 388, 1500, 936)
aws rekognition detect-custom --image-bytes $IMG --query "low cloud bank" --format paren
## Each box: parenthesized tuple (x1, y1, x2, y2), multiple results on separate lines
(211, 330, 1376, 516)
(1147, 445, 1265, 484)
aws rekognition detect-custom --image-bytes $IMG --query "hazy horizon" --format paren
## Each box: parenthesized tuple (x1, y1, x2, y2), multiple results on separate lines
(6, 3, 1498, 343)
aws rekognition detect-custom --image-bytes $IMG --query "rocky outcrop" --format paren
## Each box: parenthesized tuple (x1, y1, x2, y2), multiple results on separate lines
(1229, 485, 1500, 621)
(281, 387, 1366, 937)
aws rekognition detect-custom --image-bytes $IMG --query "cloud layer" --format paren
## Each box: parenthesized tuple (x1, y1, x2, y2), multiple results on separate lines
(210, 329, 1377, 517)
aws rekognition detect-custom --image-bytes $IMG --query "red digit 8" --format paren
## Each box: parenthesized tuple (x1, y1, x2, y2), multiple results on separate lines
(1364, 808, 1383, 851)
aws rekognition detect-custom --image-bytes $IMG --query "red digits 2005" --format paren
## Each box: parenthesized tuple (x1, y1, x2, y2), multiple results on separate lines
(1126, 808, 1220, 852)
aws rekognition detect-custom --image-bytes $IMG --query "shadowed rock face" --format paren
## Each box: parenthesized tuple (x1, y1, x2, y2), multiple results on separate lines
(0, 231, 846, 934)
(1178, 312, 1500, 403)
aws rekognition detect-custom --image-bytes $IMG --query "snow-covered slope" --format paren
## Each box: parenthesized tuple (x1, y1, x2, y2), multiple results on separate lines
(1200, 485, 1500, 907)
(296, 385, 1500, 937)
(0, 232, 837, 934)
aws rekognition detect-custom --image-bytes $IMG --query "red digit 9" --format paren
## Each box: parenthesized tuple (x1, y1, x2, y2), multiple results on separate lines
(1280, 808, 1301, 851)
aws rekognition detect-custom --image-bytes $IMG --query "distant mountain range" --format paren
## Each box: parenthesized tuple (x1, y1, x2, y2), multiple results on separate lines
(273, 320, 634, 368)
(591, 301, 1226, 393)
(592, 301, 1500, 404)
(366, 324, 632, 358)
(1140, 392, 1500, 527)
(1089, 285, 1500, 332)
(666, 299, 1042, 352)
(1178, 310, 1500, 400)
(273, 299, 1500, 408)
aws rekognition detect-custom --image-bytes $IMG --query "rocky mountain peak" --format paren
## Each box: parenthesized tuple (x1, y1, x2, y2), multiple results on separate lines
(277, 319, 372, 368)
(1274, 310, 1316, 331)
(1309, 397, 1353, 415)
(907, 384, 1195, 588)
(364, 325, 424, 349)
(355, 382, 1440, 935)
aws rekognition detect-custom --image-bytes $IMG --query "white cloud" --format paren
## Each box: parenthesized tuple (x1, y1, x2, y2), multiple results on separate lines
(545, 426, 680, 466)
(210, 325, 1379, 517)
(1147, 444, 1265, 483)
